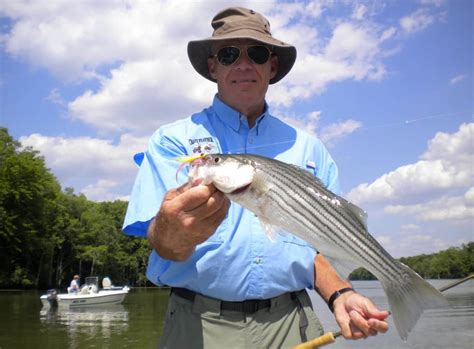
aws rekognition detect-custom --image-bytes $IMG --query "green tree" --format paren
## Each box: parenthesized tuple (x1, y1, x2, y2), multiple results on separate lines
(0, 128, 62, 287)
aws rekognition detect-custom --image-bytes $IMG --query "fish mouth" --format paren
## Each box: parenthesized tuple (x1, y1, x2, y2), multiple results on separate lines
(229, 183, 251, 195)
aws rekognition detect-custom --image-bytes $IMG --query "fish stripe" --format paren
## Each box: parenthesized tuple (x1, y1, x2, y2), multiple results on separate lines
(246, 155, 401, 280)
(191, 153, 449, 340)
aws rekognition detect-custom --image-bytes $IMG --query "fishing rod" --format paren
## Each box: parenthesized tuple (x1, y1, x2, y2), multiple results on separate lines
(292, 274, 473, 349)
(292, 331, 342, 349)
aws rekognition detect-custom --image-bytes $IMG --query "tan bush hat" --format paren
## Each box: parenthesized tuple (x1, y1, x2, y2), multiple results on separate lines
(187, 7, 297, 84)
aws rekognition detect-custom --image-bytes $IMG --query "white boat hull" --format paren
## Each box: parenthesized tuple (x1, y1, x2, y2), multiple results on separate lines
(41, 287, 130, 308)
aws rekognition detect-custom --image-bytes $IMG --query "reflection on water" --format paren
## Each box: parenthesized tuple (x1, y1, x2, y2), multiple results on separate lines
(39, 305, 129, 339)
(37, 305, 130, 349)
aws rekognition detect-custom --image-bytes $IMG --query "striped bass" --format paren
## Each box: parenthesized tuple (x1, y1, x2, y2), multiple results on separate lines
(187, 153, 448, 340)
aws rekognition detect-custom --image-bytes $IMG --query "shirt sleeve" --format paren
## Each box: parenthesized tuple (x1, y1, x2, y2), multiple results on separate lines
(315, 139, 341, 195)
(325, 160, 340, 195)
(122, 129, 188, 237)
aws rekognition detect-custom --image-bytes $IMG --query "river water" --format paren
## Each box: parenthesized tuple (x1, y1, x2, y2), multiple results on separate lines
(0, 279, 472, 348)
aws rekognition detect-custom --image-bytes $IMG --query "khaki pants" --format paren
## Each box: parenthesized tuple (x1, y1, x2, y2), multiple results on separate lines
(158, 290, 324, 349)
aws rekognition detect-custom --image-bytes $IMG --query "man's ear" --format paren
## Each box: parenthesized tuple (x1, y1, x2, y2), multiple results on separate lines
(208, 58, 217, 79)
(269, 55, 278, 80)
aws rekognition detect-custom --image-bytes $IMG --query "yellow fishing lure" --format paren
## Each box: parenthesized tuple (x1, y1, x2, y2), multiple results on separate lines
(175, 153, 208, 163)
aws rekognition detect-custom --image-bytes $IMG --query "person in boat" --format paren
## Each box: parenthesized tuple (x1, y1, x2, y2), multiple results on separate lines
(123, 6, 389, 348)
(68, 275, 80, 294)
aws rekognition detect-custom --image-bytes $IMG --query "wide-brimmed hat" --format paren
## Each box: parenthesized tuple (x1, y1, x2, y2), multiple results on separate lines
(187, 7, 297, 84)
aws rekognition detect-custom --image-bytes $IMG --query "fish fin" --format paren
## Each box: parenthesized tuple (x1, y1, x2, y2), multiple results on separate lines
(382, 262, 450, 341)
(341, 198, 368, 230)
(289, 163, 326, 186)
(258, 217, 281, 242)
(323, 254, 360, 280)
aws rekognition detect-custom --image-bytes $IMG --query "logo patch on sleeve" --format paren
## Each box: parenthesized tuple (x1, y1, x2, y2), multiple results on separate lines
(306, 160, 316, 169)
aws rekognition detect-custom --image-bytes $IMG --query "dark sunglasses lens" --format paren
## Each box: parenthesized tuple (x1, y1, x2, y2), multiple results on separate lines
(247, 46, 270, 64)
(217, 47, 240, 65)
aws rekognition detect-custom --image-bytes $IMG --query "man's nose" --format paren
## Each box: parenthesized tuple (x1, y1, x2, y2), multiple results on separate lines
(233, 49, 253, 69)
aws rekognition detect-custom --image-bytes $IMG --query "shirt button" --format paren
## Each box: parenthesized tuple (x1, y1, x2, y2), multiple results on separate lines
(248, 138, 254, 144)
(255, 257, 262, 264)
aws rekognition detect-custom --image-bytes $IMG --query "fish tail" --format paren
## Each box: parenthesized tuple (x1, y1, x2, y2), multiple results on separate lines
(381, 262, 449, 341)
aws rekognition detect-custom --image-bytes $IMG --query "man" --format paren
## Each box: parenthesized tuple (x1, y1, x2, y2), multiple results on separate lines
(68, 275, 80, 294)
(123, 7, 389, 348)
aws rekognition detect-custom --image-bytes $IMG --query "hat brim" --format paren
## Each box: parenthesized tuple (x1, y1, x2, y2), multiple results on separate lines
(187, 31, 296, 84)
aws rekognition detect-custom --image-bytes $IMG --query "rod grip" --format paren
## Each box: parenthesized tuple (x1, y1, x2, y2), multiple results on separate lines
(291, 332, 336, 349)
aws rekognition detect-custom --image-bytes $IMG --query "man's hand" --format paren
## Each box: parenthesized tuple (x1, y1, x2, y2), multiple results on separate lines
(314, 254, 390, 340)
(148, 183, 230, 261)
(333, 291, 390, 339)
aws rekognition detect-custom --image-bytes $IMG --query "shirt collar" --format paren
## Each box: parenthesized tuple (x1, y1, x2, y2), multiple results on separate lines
(212, 95, 270, 133)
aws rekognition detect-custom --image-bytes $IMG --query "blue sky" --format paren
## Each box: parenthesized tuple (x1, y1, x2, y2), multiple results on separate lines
(1, 0, 472, 257)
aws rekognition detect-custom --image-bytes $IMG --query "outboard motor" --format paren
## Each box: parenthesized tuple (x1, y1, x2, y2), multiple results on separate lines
(46, 289, 58, 308)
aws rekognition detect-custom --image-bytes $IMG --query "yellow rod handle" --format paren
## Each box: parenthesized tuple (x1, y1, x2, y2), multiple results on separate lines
(291, 332, 337, 349)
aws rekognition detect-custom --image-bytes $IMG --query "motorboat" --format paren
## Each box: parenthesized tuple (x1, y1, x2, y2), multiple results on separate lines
(40, 276, 130, 308)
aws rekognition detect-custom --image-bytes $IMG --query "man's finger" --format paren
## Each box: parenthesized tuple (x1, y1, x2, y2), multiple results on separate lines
(349, 310, 371, 337)
(334, 309, 353, 339)
(368, 328, 378, 336)
(173, 184, 218, 211)
(368, 318, 389, 334)
(175, 182, 192, 195)
(363, 301, 391, 320)
(187, 190, 229, 220)
(349, 321, 367, 340)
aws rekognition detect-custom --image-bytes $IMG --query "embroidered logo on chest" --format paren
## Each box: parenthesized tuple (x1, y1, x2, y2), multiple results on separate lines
(188, 137, 216, 155)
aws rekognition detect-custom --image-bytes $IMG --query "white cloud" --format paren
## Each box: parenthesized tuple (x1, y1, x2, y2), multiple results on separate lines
(385, 190, 474, 221)
(68, 59, 215, 134)
(347, 123, 474, 204)
(305, 0, 326, 18)
(465, 187, 474, 205)
(1, 1, 399, 134)
(400, 224, 421, 232)
(319, 119, 362, 145)
(0, 1, 235, 82)
(278, 110, 321, 137)
(376, 235, 392, 245)
(400, 8, 436, 34)
(450, 74, 467, 85)
(19, 133, 148, 201)
(81, 179, 125, 202)
(420, 122, 473, 165)
(278, 110, 360, 147)
(347, 123, 472, 256)
(379, 230, 458, 258)
(351, 3, 367, 20)
(371, 227, 455, 258)
(268, 19, 391, 107)
(419, 0, 445, 7)
(45, 88, 65, 106)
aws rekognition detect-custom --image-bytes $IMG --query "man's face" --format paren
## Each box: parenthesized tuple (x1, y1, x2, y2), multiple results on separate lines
(207, 39, 278, 116)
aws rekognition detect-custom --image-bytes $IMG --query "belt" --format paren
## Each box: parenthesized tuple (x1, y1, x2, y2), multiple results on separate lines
(172, 287, 297, 314)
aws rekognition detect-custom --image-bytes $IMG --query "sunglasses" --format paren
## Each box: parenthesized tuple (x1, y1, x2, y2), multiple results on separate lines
(214, 45, 273, 66)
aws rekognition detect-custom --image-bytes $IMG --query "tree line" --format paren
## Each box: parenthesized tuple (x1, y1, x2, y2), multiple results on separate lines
(1, 128, 472, 290)
(0, 128, 151, 289)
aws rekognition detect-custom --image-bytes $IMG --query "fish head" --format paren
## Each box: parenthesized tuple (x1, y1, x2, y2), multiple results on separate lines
(188, 154, 255, 194)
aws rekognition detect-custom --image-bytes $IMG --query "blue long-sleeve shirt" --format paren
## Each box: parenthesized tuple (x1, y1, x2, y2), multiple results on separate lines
(123, 95, 340, 301)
